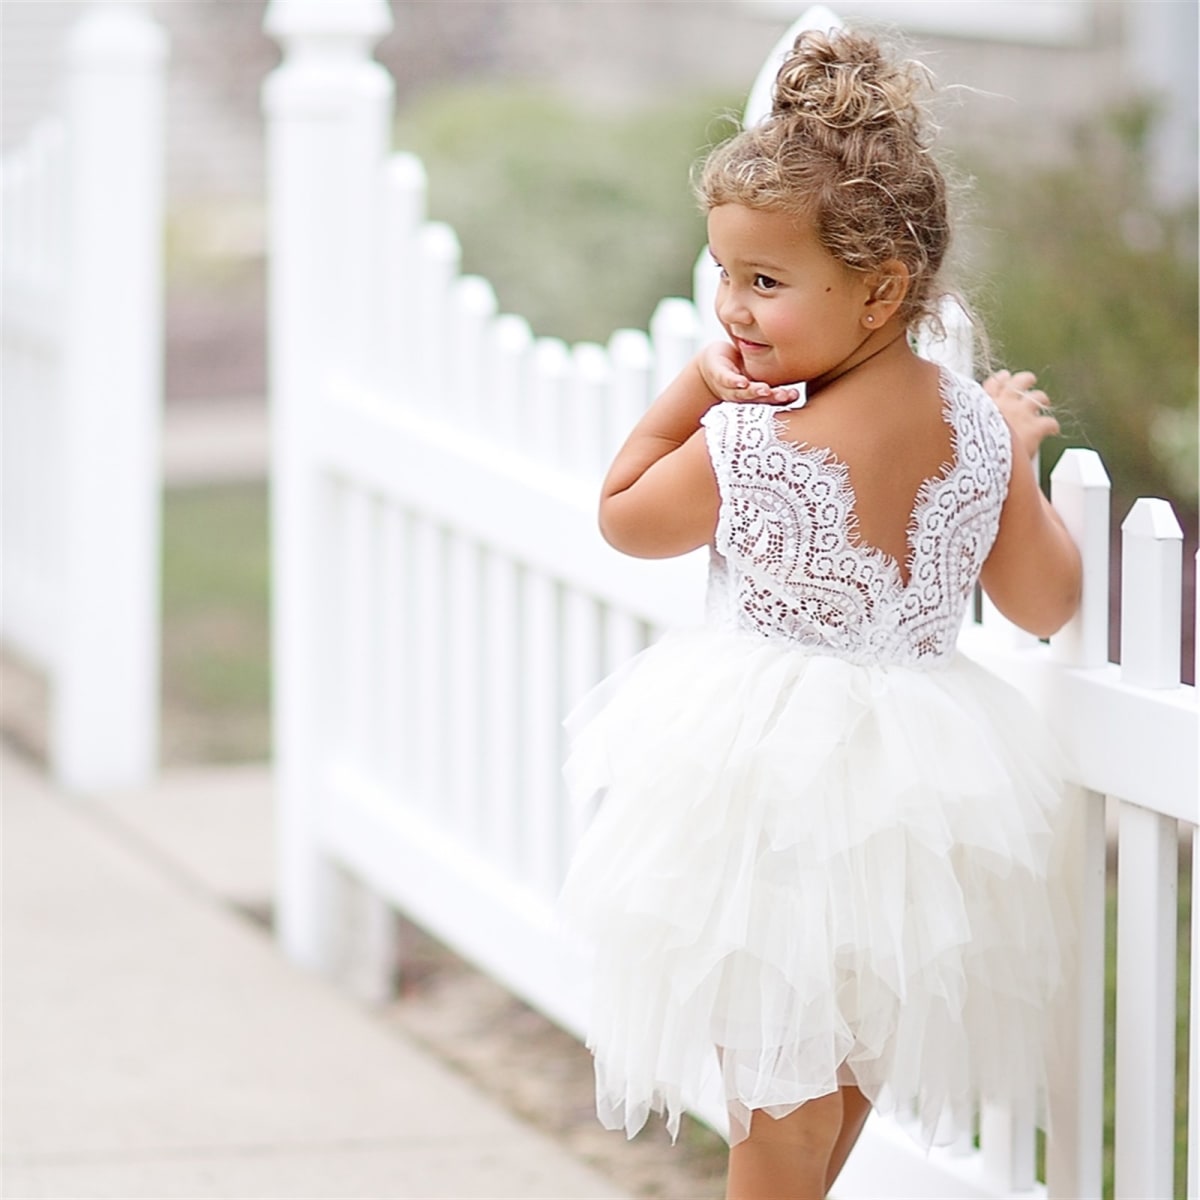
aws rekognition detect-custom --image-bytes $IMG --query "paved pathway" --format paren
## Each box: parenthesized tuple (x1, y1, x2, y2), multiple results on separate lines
(1, 744, 628, 1199)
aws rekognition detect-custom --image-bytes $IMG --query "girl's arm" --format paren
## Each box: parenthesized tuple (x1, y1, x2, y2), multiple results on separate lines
(598, 356, 721, 558)
(598, 348, 797, 558)
(980, 371, 1082, 637)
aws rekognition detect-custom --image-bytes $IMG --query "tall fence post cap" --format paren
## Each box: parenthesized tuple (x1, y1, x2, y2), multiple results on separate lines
(1050, 446, 1111, 488)
(264, 0, 394, 41)
(1120, 495, 1184, 540)
(66, 2, 168, 65)
(744, 4, 845, 127)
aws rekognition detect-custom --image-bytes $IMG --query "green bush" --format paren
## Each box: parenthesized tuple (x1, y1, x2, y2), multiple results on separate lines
(395, 85, 737, 344)
(968, 103, 1198, 514)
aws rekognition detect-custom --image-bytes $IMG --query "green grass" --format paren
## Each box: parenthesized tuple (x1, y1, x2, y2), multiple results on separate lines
(160, 483, 271, 764)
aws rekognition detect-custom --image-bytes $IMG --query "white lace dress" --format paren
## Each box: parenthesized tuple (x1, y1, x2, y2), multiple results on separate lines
(559, 368, 1074, 1148)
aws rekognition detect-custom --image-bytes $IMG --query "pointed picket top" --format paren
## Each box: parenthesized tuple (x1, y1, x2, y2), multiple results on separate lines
(1050, 448, 1111, 668)
(1120, 497, 1183, 689)
(66, 1, 167, 67)
(743, 5, 845, 128)
(650, 297, 702, 395)
(1121, 494, 1185, 542)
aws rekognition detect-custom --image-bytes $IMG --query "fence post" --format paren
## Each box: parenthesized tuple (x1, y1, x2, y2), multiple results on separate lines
(1114, 497, 1183, 1200)
(1192, 550, 1199, 1200)
(54, 0, 167, 792)
(1041, 451, 1111, 1199)
(1050, 448, 1111, 668)
(262, 0, 395, 973)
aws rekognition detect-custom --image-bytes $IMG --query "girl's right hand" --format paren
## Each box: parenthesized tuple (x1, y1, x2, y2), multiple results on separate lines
(699, 341, 800, 406)
(984, 369, 1060, 460)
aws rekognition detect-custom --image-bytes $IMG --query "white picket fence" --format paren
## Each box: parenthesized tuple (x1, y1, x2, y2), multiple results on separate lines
(263, 3, 1197, 1196)
(0, 0, 166, 792)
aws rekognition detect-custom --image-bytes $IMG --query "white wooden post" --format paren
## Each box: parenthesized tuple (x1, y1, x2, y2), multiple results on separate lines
(1192, 550, 1199, 1200)
(262, 0, 395, 973)
(1050, 449, 1111, 668)
(1043, 448, 1111, 1200)
(743, 5, 843, 127)
(55, 0, 166, 792)
(1114, 498, 1183, 1200)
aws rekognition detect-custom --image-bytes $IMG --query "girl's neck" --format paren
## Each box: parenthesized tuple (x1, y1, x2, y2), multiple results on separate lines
(807, 329, 910, 400)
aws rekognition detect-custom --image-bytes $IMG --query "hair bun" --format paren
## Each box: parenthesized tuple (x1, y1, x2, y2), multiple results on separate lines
(772, 29, 926, 135)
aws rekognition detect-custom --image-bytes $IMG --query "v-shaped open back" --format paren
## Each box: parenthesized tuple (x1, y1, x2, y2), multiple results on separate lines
(700, 368, 1014, 667)
(766, 369, 960, 590)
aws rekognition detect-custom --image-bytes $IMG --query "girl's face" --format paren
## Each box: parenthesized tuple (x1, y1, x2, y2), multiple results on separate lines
(707, 203, 872, 388)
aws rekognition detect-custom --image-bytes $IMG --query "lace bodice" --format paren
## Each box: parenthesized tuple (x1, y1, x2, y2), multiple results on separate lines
(701, 368, 1013, 668)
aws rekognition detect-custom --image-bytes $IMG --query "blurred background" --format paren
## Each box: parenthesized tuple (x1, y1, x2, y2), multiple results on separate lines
(2, 5, 1195, 1196)
(3, 0, 1195, 765)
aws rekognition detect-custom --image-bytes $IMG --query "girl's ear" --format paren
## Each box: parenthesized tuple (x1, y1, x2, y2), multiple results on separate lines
(861, 260, 910, 328)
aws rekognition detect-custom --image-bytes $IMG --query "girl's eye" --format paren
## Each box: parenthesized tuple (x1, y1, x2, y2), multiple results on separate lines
(754, 274, 779, 290)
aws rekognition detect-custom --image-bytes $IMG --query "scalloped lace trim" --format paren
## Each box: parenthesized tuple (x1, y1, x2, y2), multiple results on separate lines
(701, 369, 1012, 667)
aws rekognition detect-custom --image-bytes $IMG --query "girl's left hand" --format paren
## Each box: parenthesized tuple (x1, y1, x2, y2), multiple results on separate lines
(699, 341, 800, 406)
(984, 368, 1059, 460)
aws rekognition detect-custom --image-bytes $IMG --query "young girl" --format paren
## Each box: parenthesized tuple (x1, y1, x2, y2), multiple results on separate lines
(558, 27, 1082, 1200)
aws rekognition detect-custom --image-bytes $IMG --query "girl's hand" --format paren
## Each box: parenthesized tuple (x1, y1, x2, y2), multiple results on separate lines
(984, 369, 1060, 460)
(699, 341, 800, 406)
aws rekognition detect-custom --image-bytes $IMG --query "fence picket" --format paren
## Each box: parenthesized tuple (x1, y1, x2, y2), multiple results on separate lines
(1113, 498, 1183, 1200)
(1050, 449, 1111, 668)
(529, 336, 570, 463)
(650, 296, 701, 394)
(446, 532, 484, 844)
(482, 547, 523, 870)
(1120, 498, 1184, 688)
(488, 313, 533, 445)
(379, 152, 427, 394)
(979, 1098, 1035, 1193)
(378, 504, 412, 803)
(607, 327, 654, 450)
(566, 341, 611, 479)
(1190, 807, 1199, 1200)
(1114, 801, 1179, 1200)
(1044, 785, 1107, 1200)
(522, 568, 565, 895)
(411, 517, 447, 815)
(335, 485, 375, 770)
(450, 275, 498, 421)
(415, 222, 461, 394)
(1193, 549, 1200, 1200)
(561, 589, 604, 852)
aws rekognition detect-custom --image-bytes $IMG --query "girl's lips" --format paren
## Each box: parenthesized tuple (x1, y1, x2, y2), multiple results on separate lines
(735, 336, 770, 354)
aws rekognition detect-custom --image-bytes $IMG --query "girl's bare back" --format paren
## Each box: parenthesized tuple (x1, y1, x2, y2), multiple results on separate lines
(775, 355, 950, 586)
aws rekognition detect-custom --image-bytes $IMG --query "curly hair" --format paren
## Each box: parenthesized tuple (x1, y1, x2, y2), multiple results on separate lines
(696, 28, 952, 331)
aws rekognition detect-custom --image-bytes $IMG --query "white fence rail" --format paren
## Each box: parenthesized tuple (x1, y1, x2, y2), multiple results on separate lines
(1, 0, 166, 792)
(263, 3, 1197, 1196)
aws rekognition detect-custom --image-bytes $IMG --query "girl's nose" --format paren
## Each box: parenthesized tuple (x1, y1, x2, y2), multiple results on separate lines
(716, 281, 751, 328)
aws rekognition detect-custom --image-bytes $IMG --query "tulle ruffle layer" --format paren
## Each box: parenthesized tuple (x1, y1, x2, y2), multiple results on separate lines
(558, 629, 1073, 1147)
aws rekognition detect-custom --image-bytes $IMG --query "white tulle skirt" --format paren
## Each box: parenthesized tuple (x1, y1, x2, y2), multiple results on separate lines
(558, 628, 1075, 1148)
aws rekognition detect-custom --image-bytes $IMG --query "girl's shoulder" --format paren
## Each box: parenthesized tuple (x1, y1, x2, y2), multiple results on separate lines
(939, 367, 1014, 479)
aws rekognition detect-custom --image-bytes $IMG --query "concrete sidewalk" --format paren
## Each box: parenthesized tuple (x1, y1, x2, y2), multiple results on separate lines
(1, 745, 628, 1200)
